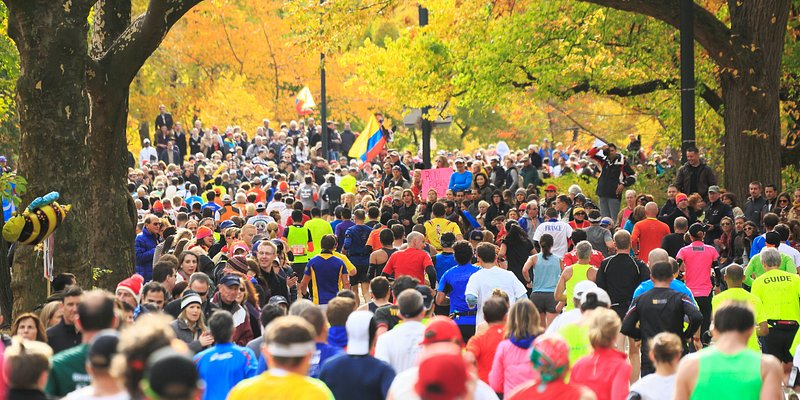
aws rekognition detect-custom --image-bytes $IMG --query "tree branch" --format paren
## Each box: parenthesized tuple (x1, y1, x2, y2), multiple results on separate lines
(219, 10, 244, 75)
(697, 82, 723, 116)
(90, 0, 132, 59)
(97, 0, 203, 87)
(570, 78, 678, 97)
(580, 0, 743, 69)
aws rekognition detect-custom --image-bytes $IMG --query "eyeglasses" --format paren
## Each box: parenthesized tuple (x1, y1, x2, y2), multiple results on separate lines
(780, 199, 789, 203)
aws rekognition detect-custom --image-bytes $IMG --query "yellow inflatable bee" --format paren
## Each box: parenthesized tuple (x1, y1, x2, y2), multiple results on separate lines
(2, 192, 71, 245)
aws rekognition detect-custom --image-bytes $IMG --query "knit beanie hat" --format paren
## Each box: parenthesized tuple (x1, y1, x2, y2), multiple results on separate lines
(226, 255, 249, 274)
(196, 226, 213, 240)
(116, 274, 145, 303)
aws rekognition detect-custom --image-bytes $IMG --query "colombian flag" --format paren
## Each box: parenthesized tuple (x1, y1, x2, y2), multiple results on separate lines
(295, 86, 316, 115)
(348, 115, 386, 168)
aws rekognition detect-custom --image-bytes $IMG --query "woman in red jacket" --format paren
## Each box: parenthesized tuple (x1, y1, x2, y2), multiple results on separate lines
(570, 307, 631, 400)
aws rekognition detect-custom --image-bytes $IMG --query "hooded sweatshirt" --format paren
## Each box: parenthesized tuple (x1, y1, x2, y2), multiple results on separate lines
(488, 336, 540, 395)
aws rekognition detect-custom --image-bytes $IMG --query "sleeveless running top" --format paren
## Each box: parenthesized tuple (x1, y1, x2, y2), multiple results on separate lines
(564, 263, 591, 311)
(690, 347, 762, 400)
(368, 301, 379, 313)
(286, 226, 311, 264)
(370, 248, 397, 276)
(531, 252, 561, 293)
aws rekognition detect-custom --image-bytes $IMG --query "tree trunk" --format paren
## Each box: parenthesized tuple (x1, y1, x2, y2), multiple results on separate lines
(721, 1, 789, 195)
(86, 0, 136, 290)
(5, 0, 94, 314)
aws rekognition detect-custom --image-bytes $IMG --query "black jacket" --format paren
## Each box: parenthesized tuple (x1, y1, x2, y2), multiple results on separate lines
(587, 147, 636, 199)
(596, 254, 650, 307)
(340, 130, 356, 155)
(674, 162, 716, 200)
(155, 112, 174, 131)
(703, 200, 733, 244)
(45, 318, 81, 354)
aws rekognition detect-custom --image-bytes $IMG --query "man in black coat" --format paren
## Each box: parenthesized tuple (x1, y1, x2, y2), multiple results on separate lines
(154, 104, 174, 131)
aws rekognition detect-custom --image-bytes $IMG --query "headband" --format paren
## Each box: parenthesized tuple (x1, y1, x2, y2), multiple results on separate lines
(266, 341, 316, 357)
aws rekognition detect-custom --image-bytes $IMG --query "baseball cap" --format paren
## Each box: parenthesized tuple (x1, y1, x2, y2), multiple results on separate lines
(600, 217, 613, 227)
(415, 351, 469, 400)
(587, 209, 602, 223)
(88, 330, 120, 369)
(421, 316, 463, 347)
(416, 285, 435, 310)
(688, 222, 706, 237)
(469, 230, 484, 241)
(454, 158, 464, 163)
(545, 184, 557, 192)
(573, 207, 586, 215)
(142, 348, 200, 400)
(766, 231, 782, 246)
(573, 280, 597, 300)
(268, 295, 289, 306)
(219, 220, 236, 230)
(255, 202, 266, 211)
(345, 311, 374, 355)
(708, 185, 721, 193)
(579, 286, 611, 307)
(219, 274, 242, 287)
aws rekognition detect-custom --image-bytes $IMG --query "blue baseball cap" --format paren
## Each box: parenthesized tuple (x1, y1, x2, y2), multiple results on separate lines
(219, 274, 242, 287)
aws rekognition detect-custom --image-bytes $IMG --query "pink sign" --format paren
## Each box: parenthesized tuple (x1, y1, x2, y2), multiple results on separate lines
(420, 168, 453, 199)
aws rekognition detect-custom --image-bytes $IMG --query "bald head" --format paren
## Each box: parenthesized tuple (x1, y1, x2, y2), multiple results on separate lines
(407, 232, 425, 249)
(645, 202, 659, 217)
(648, 248, 669, 265)
(724, 264, 744, 287)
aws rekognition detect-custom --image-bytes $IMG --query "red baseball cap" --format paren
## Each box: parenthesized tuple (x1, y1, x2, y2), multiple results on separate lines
(545, 184, 557, 192)
(415, 352, 469, 400)
(421, 316, 463, 347)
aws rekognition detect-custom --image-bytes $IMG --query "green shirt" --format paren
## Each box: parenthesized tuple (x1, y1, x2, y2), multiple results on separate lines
(564, 264, 591, 311)
(45, 343, 90, 397)
(711, 288, 765, 352)
(743, 252, 796, 286)
(750, 269, 800, 322)
(690, 347, 762, 400)
(305, 218, 333, 259)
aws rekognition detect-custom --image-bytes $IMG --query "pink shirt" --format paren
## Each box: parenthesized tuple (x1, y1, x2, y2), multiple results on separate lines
(489, 339, 539, 395)
(676, 240, 719, 297)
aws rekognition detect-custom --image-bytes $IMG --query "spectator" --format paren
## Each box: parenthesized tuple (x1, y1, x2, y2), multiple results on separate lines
(46, 286, 83, 354)
(587, 143, 636, 219)
(135, 215, 161, 281)
(170, 291, 213, 354)
(211, 275, 254, 346)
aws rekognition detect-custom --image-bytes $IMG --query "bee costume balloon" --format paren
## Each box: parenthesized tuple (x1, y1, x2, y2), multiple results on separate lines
(2, 191, 71, 245)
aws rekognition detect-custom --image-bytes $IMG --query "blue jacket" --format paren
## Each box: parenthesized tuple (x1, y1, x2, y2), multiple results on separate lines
(134, 227, 158, 280)
(448, 171, 473, 192)
(194, 342, 257, 400)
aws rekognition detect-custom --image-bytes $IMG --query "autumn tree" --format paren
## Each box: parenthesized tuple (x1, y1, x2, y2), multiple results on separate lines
(2, 0, 201, 313)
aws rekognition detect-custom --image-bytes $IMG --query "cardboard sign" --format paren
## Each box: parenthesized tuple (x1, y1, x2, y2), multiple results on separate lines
(420, 168, 454, 199)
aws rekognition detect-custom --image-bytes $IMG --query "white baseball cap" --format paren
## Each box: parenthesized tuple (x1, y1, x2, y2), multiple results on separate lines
(573, 280, 597, 300)
(345, 311, 374, 355)
(579, 286, 611, 307)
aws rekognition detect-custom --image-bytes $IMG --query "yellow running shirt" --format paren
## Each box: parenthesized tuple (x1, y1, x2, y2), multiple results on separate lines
(711, 287, 766, 352)
(424, 217, 462, 251)
(227, 370, 334, 400)
(750, 269, 800, 322)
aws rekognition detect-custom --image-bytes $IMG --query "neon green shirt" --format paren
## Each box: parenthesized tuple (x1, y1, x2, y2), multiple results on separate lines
(339, 175, 357, 194)
(305, 217, 333, 258)
(750, 269, 800, 322)
(564, 264, 591, 311)
(743, 252, 796, 286)
(711, 287, 765, 352)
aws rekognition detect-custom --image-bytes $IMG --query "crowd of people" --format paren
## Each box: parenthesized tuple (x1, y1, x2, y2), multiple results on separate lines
(1, 107, 799, 400)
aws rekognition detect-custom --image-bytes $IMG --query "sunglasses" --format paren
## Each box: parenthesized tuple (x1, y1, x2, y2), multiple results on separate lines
(195, 291, 208, 297)
(721, 222, 731, 226)
(745, 227, 754, 231)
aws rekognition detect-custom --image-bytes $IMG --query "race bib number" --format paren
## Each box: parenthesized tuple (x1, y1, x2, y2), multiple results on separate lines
(291, 244, 306, 256)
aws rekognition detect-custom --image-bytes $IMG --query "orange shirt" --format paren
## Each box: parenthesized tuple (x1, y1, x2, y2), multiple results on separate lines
(247, 188, 267, 204)
(631, 217, 671, 263)
(366, 227, 386, 252)
(466, 323, 506, 383)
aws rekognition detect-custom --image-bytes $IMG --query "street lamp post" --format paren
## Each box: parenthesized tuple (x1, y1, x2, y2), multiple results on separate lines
(419, 4, 432, 169)
(320, 0, 328, 160)
(679, 0, 695, 164)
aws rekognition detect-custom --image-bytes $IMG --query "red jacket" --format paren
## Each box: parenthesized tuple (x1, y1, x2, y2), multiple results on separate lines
(571, 347, 631, 400)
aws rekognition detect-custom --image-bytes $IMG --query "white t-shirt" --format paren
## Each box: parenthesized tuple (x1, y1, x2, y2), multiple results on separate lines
(465, 267, 528, 325)
(628, 373, 676, 400)
(533, 220, 573, 258)
(388, 366, 499, 400)
(545, 309, 582, 334)
(779, 243, 800, 268)
(374, 320, 425, 374)
(62, 386, 130, 400)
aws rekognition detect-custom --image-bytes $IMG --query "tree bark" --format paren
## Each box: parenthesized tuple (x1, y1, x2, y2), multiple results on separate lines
(582, 0, 791, 198)
(5, 0, 94, 314)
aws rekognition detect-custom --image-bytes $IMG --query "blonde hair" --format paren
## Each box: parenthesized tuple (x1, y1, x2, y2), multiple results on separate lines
(587, 308, 621, 348)
(39, 301, 62, 328)
(5, 337, 52, 389)
(504, 299, 542, 340)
